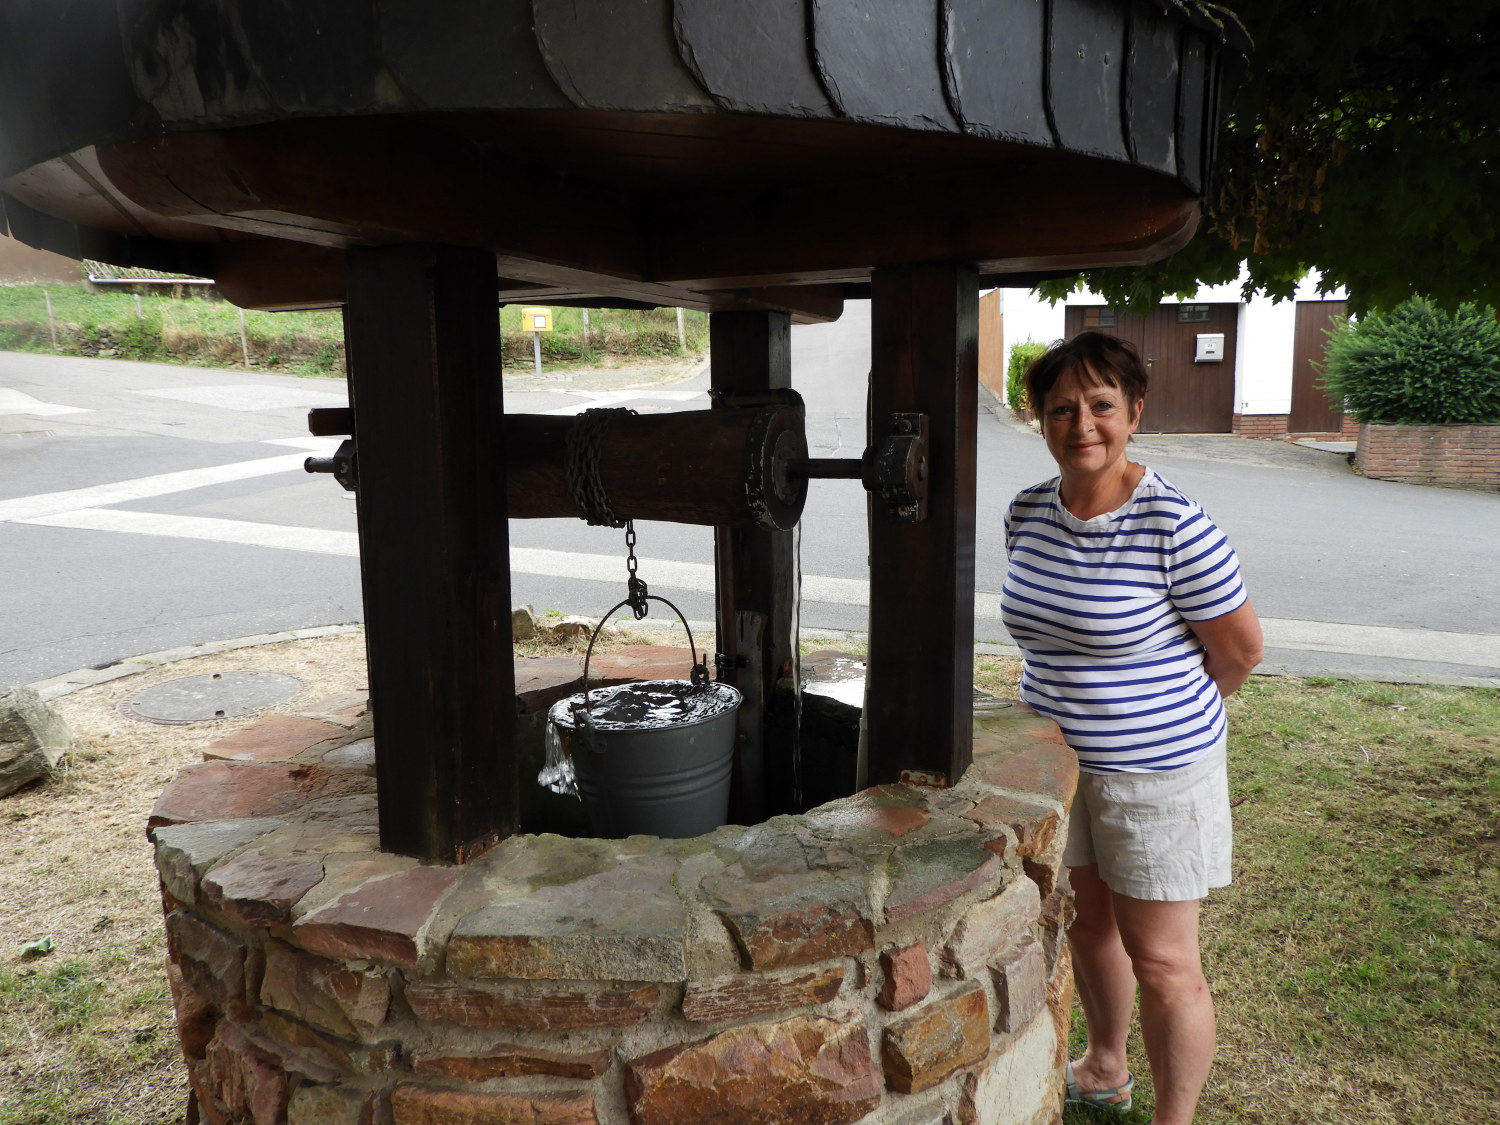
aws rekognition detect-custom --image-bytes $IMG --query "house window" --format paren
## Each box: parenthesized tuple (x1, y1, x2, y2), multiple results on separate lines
(1082, 307, 1118, 327)
(1177, 304, 1211, 323)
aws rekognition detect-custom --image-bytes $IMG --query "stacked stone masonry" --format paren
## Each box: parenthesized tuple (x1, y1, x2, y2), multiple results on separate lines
(150, 652, 1078, 1125)
(1355, 423, 1500, 490)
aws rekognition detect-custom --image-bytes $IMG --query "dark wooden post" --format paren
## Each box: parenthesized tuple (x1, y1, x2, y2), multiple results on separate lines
(710, 310, 801, 820)
(343, 244, 516, 862)
(865, 263, 979, 787)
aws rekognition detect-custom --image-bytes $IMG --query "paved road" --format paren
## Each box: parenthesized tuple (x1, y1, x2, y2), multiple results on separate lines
(2, 303, 1497, 689)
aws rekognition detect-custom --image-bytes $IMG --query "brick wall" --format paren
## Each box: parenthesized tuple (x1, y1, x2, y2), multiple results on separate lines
(1232, 414, 1360, 442)
(1232, 414, 1289, 439)
(1355, 423, 1500, 491)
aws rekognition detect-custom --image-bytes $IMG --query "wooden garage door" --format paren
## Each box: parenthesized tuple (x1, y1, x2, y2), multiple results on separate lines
(1064, 303, 1238, 433)
(1289, 300, 1348, 433)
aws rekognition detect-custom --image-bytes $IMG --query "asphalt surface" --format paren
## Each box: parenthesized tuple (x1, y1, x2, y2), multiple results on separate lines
(2, 303, 1498, 691)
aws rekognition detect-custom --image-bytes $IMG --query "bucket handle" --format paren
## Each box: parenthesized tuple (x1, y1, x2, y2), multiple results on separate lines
(572, 595, 710, 743)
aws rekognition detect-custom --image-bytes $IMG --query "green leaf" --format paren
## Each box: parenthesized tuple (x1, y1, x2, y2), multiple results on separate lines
(19, 937, 55, 959)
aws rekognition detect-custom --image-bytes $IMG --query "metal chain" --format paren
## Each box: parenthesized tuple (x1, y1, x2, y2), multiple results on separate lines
(564, 407, 637, 528)
(624, 520, 649, 619)
(563, 408, 651, 619)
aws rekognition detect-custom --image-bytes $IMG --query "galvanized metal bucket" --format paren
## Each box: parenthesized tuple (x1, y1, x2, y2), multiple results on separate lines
(545, 596, 740, 839)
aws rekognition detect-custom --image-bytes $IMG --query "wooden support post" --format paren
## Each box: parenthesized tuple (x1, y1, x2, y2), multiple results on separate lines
(343, 244, 516, 862)
(865, 263, 978, 787)
(710, 310, 801, 820)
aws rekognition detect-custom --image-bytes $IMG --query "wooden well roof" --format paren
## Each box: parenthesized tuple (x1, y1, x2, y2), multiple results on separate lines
(0, 0, 1246, 318)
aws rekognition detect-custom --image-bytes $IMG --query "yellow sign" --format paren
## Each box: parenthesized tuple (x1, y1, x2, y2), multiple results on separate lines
(521, 307, 553, 332)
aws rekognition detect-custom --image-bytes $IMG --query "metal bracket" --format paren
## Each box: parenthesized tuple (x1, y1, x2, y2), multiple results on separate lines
(305, 438, 359, 492)
(869, 413, 928, 521)
(714, 651, 749, 678)
(779, 412, 929, 521)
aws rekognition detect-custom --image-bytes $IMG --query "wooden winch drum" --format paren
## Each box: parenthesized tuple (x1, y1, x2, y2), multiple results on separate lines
(505, 404, 808, 530)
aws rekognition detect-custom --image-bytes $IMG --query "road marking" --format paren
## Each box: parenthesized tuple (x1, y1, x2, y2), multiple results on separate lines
(0, 388, 90, 417)
(136, 385, 350, 411)
(26, 508, 362, 555)
(0, 453, 313, 523)
(262, 437, 344, 452)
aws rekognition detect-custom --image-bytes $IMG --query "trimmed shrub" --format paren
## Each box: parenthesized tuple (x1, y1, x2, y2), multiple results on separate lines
(1005, 339, 1049, 412)
(1319, 298, 1500, 424)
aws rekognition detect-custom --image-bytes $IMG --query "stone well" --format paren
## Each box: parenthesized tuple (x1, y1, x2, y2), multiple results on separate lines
(150, 657, 1078, 1125)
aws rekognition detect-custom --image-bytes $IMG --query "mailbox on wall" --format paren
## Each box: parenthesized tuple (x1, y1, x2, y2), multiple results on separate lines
(1194, 333, 1225, 363)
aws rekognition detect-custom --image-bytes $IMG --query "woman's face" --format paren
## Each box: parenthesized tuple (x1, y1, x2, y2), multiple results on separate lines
(1041, 366, 1143, 479)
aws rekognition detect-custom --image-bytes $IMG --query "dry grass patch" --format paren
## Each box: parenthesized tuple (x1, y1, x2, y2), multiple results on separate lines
(0, 632, 368, 1125)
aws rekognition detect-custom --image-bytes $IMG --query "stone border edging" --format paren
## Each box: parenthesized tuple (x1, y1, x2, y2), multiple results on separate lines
(28, 624, 365, 702)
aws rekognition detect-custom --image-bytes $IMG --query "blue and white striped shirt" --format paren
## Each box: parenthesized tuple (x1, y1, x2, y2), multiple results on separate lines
(1000, 469, 1247, 773)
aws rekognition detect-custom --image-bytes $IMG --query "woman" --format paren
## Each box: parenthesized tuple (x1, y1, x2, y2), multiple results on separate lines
(1000, 332, 1263, 1125)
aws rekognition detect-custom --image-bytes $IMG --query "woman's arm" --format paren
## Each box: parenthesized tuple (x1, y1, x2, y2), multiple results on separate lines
(1188, 601, 1264, 697)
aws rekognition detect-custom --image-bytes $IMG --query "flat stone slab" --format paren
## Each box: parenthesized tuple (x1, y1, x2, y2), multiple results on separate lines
(206, 715, 347, 762)
(448, 855, 689, 982)
(626, 1015, 882, 1125)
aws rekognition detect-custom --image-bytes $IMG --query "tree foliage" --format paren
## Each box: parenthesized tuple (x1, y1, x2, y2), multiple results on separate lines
(1040, 3, 1500, 314)
(1319, 298, 1500, 425)
(1005, 339, 1049, 412)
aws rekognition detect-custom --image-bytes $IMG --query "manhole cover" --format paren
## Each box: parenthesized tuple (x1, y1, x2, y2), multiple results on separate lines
(117, 671, 304, 725)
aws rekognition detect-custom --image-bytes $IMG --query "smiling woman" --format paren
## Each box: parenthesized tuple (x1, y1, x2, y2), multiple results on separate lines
(1000, 331, 1264, 1125)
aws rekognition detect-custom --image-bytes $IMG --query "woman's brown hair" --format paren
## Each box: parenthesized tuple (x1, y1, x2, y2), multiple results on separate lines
(1023, 331, 1149, 414)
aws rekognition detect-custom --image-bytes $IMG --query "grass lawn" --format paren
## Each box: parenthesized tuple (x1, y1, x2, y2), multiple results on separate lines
(0, 283, 707, 374)
(1060, 675, 1500, 1124)
(2, 647, 1495, 1124)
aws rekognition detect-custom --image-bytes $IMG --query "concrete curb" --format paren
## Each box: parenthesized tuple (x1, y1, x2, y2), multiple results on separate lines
(28, 624, 364, 702)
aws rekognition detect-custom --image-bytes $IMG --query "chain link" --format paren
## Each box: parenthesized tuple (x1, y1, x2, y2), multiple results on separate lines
(624, 520, 649, 619)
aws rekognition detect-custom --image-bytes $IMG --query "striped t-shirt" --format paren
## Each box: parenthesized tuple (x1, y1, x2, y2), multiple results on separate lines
(1000, 469, 1247, 773)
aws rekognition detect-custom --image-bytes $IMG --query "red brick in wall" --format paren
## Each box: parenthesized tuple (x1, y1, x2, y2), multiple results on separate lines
(1234, 414, 1360, 443)
(1233, 414, 1290, 439)
(1355, 424, 1500, 490)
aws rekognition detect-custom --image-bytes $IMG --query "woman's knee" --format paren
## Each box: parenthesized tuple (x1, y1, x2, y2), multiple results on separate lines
(1124, 942, 1207, 997)
(1111, 897, 1205, 991)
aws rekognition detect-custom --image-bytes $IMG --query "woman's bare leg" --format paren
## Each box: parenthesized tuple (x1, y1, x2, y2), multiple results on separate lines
(1065, 864, 1136, 1096)
(1112, 894, 1215, 1125)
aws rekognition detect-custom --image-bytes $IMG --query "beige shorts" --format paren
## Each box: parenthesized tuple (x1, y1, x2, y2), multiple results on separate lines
(1063, 739, 1232, 902)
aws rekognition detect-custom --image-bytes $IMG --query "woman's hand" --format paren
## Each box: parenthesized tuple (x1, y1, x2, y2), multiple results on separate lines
(1189, 601, 1264, 697)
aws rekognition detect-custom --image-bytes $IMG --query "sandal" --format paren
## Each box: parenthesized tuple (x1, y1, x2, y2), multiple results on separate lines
(1065, 1060, 1134, 1114)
